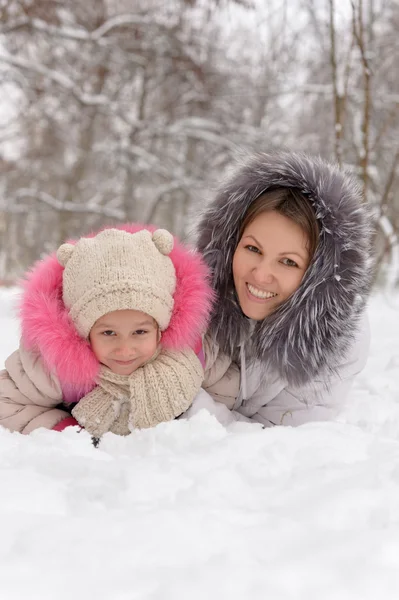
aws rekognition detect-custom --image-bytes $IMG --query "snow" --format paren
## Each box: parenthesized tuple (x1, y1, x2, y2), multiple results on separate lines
(1, 288, 399, 599)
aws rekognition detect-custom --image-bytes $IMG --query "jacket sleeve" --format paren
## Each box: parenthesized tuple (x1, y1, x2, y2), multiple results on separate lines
(180, 388, 245, 426)
(0, 345, 69, 434)
(237, 312, 371, 427)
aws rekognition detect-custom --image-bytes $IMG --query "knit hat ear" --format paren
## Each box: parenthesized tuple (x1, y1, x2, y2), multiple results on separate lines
(152, 229, 174, 255)
(57, 243, 75, 267)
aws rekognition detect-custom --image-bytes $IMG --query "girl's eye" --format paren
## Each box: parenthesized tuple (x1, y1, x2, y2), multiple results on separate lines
(102, 330, 116, 336)
(134, 330, 148, 335)
(281, 258, 298, 268)
(245, 244, 260, 254)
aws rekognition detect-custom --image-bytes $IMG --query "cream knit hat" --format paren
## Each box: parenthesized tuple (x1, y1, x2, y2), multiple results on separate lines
(57, 228, 176, 338)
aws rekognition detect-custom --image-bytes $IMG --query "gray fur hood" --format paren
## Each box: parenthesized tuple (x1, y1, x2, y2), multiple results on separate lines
(196, 152, 373, 386)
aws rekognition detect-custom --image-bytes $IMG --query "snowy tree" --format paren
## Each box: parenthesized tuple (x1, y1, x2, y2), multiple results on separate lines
(0, 0, 398, 285)
(0, 0, 260, 276)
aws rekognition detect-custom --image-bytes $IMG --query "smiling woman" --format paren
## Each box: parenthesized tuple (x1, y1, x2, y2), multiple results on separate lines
(185, 151, 374, 427)
(233, 207, 312, 320)
(232, 187, 319, 321)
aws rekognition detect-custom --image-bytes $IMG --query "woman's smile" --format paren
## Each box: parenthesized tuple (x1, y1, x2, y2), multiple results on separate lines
(246, 283, 278, 301)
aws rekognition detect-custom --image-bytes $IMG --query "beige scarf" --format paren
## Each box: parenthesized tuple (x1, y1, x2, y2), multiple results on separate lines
(72, 348, 203, 437)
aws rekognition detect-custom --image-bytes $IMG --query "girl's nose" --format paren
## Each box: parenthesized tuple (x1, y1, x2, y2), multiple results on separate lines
(114, 341, 135, 357)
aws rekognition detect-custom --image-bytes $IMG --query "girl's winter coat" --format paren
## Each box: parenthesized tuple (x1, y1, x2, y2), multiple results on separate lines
(185, 152, 373, 427)
(0, 224, 213, 433)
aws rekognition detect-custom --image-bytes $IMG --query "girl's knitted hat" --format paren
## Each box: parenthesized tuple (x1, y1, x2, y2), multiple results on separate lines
(57, 228, 176, 338)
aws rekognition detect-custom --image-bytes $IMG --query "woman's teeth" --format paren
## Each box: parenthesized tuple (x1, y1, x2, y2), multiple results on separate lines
(247, 283, 277, 299)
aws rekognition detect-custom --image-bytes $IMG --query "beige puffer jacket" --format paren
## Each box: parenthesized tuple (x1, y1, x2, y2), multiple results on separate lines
(0, 346, 68, 434)
(0, 343, 204, 435)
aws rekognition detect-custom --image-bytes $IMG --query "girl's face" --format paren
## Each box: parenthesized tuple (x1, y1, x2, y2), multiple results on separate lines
(89, 309, 159, 375)
(232, 210, 310, 321)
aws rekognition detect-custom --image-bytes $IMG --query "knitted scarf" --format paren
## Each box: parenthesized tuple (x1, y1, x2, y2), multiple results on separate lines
(72, 348, 203, 437)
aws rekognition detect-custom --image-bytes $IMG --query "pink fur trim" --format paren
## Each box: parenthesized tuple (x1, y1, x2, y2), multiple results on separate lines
(19, 253, 100, 398)
(19, 223, 214, 396)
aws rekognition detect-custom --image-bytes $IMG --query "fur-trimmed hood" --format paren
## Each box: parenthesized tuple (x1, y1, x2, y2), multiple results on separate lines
(197, 152, 373, 386)
(19, 223, 213, 402)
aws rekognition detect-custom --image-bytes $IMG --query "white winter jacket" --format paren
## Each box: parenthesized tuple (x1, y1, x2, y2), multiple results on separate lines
(185, 310, 370, 427)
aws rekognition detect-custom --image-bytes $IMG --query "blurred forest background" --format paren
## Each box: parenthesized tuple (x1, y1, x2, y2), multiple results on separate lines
(0, 0, 398, 285)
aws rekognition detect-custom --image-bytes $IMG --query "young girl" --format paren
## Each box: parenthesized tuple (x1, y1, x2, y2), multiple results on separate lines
(0, 225, 213, 438)
(186, 151, 372, 427)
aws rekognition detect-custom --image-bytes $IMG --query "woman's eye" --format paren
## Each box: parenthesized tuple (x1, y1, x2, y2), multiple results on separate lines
(281, 258, 298, 268)
(245, 245, 260, 254)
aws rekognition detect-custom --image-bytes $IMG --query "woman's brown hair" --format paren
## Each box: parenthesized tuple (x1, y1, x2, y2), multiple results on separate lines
(239, 188, 320, 260)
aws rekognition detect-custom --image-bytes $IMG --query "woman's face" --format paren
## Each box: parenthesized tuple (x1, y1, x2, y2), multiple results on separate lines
(232, 210, 310, 320)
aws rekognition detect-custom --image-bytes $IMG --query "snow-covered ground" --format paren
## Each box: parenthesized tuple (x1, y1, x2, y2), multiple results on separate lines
(1, 288, 399, 600)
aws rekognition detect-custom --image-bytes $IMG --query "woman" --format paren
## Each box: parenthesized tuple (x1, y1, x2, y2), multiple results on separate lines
(187, 151, 372, 427)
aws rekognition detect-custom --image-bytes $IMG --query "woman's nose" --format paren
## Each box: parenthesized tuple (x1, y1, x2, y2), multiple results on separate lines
(253, 261, 275, 285)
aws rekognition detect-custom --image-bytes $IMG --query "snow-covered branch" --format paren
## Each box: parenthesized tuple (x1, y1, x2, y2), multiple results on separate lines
(0, 50, 140, 129)
(0, 16, 30, 35)
(0, 14, 170, 54)
(11, 189, 125, 220)
(167, 118, 238, 151)
(0, 16, 149, 66)
(144, 180, 203, 224)
(378, 213, 399, 307)
(91, 14, 175, 40)
(0, 51, 109, 107)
